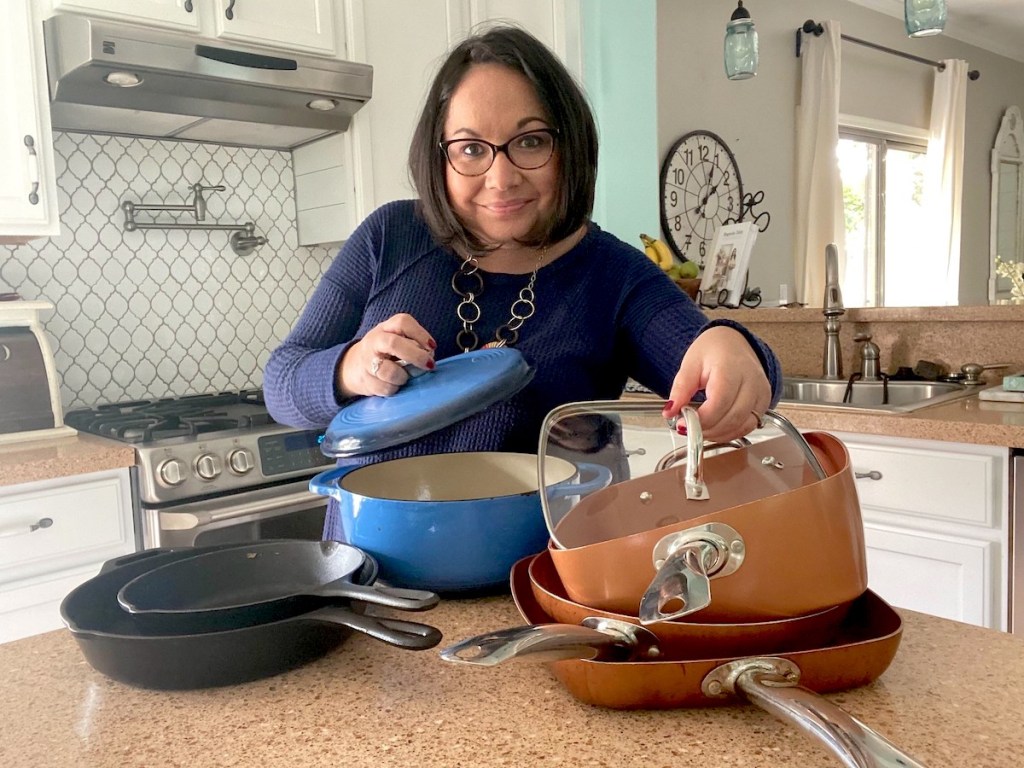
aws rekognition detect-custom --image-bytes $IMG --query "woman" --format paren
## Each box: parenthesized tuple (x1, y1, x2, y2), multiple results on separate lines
(264, 25, 781, 540)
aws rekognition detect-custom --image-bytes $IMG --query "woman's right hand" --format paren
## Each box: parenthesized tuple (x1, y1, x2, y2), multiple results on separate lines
(337, 314, 437, 398)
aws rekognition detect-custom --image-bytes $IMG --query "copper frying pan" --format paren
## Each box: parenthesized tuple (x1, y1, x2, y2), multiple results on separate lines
(440, 557, 922, 768)
(546, 423, 868, 623)
(528, 549, 853, 658)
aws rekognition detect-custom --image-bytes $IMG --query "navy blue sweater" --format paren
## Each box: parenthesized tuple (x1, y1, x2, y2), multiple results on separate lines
(264, 201, 781, 536)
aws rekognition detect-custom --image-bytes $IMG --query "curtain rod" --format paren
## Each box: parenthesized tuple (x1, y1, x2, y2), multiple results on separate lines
(796, 20, 981, 81)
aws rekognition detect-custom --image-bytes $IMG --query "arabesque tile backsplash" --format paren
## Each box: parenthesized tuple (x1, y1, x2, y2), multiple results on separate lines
(1, 132, 334, 411)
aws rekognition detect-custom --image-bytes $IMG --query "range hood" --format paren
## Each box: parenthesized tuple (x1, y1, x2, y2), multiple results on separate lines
(42, 14, 373, 150)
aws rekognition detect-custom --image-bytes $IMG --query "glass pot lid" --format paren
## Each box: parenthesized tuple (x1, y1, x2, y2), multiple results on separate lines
(537, 400, 826, 551)
(321, 347, 534, 458)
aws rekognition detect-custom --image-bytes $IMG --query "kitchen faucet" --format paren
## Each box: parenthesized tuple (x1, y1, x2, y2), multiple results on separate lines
(855, 333, 882, 381)
(822, 243, 844, 380)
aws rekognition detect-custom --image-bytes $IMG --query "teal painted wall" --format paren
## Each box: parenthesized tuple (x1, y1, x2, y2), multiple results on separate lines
(581, 0, 659, 251)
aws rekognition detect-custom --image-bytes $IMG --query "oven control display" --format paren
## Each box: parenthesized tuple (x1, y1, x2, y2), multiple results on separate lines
(258, 430, 334, 475)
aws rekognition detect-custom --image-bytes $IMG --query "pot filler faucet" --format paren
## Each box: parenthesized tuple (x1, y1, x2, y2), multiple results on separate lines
(822, 243, 844, 380)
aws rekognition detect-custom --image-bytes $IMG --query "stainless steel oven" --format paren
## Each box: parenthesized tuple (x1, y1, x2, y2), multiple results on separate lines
(65, 391, 336, 549)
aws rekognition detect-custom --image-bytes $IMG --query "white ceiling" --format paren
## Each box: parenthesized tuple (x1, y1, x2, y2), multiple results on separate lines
(846, 0, 1024, 63)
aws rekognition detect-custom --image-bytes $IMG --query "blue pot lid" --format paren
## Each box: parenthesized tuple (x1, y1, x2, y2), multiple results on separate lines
(321, 347, 535, 457)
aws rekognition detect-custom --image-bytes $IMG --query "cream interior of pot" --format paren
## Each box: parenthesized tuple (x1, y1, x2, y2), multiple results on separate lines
(341, 452, 577, 502)
(538, 401, 820, 549)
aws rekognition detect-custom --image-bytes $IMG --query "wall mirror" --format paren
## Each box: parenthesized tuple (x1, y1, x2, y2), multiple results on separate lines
(990, 106, 1024, 303)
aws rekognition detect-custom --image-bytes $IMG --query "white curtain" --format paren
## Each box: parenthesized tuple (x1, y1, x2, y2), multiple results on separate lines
(922, 59, 968, 306)
(794, 21, 844, 307)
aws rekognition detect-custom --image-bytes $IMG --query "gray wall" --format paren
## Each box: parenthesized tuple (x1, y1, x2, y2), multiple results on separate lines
(653, 0, 1024, 306)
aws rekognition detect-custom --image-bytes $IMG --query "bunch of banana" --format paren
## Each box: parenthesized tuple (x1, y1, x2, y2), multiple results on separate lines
(640, 233, 674, 271)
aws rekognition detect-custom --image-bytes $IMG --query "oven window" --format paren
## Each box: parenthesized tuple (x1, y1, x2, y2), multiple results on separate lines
(192, 504, 327, 547)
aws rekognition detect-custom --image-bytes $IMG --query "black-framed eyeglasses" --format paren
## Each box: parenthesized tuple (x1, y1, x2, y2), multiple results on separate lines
(440, 128, 559, 177)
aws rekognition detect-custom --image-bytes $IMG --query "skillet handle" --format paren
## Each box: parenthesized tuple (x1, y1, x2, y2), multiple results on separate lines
(316, 582, 440, 612)
(439, 624, 627, 665)
(705, 659, 929, 768)
(301, 607, 442, 651)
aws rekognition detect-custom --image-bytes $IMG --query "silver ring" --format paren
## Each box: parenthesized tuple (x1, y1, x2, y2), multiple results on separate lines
(750, 410, 764, 429)
(370, 357, 382, 377)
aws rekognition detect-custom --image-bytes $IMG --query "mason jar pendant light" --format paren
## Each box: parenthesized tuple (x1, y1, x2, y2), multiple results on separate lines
(724, 1, 758, 81)
(904, 0, 947, 37)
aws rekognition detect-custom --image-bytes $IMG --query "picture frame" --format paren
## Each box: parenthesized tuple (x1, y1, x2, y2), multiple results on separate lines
(698, 222, 758, 308)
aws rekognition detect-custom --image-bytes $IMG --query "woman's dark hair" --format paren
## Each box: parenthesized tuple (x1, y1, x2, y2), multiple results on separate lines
(409, 25, 599, 256)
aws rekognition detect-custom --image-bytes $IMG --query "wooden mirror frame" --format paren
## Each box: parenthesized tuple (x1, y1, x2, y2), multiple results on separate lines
(990, 106, 1024, 303)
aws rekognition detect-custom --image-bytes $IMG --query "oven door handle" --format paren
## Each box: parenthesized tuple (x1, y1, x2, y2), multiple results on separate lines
(160, 489, 327, 531)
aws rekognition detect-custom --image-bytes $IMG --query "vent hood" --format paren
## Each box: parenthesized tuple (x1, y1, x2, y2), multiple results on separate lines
(42, 14, 373, 150)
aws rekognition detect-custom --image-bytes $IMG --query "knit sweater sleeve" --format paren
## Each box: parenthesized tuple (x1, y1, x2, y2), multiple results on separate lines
(605, 243, 782, 406)
(263, 206, 386, 428)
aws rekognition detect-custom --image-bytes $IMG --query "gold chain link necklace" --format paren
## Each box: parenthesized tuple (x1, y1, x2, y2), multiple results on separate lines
(451, 249, 545, 353)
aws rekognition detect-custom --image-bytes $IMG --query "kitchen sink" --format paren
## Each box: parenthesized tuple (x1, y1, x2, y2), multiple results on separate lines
(779, 376, 974, 413)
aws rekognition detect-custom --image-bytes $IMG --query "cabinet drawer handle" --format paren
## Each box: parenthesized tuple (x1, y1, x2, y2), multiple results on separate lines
(855, 470, 883, 481)
(0, 517, 53, 538)
(225, 0, 237, 20)
(184, 0, 193, 11)
(24, 135, 40, 205)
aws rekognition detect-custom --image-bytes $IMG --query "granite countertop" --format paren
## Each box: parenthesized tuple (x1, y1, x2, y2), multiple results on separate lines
(1, 594, 1021, 768)
(0, 432, 135, 488)
(777, 392, 1024, 448)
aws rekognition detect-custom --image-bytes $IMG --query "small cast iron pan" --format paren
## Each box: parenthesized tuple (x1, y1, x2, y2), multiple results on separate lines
(61, 546, 442, 690)
(116, 540, 439, 633)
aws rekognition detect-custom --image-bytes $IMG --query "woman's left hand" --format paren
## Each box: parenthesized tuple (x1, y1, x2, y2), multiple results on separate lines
(661, 326, 772, 443)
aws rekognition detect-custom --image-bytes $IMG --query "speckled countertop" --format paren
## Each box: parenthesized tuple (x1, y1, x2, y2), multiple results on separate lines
(1, 594, 1021, 768)
(0, 432, 134, 488)
(776, 394, 1024, 448)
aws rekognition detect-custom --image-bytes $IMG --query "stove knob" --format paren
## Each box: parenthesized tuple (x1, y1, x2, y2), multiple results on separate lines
(156, 458, 187, 487)
(194, 453, 223, 481)
(227, 448, 255, 475)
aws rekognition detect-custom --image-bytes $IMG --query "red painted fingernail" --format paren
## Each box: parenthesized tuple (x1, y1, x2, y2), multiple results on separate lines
(664, 400, 675, 411)
(428, 339, 437, 350)
(426, 359, 435, 370)
(676, 424, 688, 435)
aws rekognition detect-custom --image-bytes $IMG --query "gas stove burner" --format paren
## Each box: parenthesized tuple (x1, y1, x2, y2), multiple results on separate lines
(65, 389, 275, 444)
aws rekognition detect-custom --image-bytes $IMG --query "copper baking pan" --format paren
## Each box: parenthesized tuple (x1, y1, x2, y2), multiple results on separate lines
(439, 557, 923, 768)
(539, 404, 868, 623)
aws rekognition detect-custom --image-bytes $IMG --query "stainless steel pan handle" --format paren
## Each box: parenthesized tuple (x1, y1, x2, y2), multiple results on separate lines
(703, 658, 929, 768)
(762, 410, 827, 480)
(439, 618, 661, 666)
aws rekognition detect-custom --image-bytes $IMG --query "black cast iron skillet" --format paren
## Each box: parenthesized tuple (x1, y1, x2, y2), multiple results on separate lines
(116, 540, 440, 633)
(61, 546, 443, 690)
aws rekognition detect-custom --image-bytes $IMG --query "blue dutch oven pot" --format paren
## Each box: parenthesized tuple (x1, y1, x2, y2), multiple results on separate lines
(309, 349, 612, 591)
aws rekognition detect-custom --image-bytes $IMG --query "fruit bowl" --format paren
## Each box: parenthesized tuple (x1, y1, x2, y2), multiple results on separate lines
(674, 278, 701, 300)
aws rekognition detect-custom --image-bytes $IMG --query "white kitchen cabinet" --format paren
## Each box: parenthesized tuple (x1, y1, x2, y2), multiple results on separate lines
(834, 431, 1009, 631)
(0, 1, 60, 244)
(211, 0, 339, 57)
(0, 467, 135, 643)
(46, 0, 344, 57)
(49, 0, 201, 31)
(293, 0, 581, 244)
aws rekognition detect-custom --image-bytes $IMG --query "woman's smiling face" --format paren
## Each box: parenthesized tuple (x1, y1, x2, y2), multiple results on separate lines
(442, 63, 559, 251)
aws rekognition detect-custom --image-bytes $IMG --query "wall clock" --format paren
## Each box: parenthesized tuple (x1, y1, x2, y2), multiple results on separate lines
(659, 130, 743, 266)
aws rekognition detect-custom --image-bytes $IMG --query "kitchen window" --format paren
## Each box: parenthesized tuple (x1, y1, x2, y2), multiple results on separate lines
(838, 124, 930, 307)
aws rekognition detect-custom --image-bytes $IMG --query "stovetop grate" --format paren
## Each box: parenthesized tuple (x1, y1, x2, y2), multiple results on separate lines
(65, 389, 275, 444)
